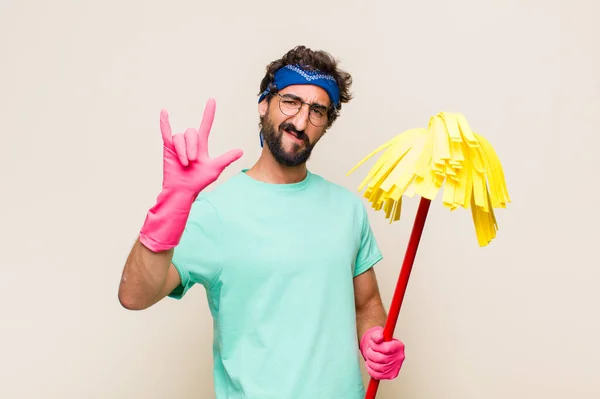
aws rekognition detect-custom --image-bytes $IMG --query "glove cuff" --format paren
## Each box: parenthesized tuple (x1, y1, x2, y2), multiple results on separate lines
(139, 188, 198, 252)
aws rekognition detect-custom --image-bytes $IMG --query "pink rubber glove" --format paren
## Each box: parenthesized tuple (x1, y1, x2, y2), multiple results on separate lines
(360, 326, 406, 380)
(139, 98, 243, 252)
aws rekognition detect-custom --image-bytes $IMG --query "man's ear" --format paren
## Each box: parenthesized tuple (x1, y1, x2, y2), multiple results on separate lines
(258, 98, 268, 117)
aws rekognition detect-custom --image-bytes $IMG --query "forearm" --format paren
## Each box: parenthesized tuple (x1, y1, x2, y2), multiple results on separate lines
(118, 239, 174, 310)
(356, 299, 387, 342)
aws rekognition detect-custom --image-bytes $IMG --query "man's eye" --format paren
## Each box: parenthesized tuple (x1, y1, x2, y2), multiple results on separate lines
(283, 100, 299, 106)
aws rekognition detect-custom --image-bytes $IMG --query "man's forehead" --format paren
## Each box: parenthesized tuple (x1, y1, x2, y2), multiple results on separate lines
(280, 85, 331, 107)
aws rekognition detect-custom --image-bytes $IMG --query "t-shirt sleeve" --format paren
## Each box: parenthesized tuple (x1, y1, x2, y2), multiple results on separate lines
(353, 201, 383, 277)
(168, 197, 223, 299)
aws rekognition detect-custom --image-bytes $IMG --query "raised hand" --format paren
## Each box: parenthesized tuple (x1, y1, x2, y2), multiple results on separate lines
(140, 98, 243, 252)
(159, 98, 243, 193)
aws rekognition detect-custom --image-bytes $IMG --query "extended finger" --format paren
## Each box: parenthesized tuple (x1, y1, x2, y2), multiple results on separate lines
(212, 149, 243, 170)
(160, 109, 173, 149)
(198, 98, 216, 154)
(172, 133, 189, 166)
(184, 128, 198, 161)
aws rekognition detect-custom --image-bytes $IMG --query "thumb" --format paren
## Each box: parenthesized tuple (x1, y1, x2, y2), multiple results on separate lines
(213, 149, 243, 170)
(370, 328, 384, 344)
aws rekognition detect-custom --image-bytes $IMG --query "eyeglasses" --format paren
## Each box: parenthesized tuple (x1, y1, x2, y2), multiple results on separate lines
(276, 93, 330, 127)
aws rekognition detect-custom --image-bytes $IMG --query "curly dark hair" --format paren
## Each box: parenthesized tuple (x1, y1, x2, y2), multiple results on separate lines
(258, 45, 353, 129)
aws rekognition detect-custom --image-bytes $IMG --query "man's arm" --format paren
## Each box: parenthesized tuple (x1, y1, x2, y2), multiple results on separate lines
(118, 101, 242, 310)
(354, 267, 387, 340)
(354, 267, 406, 380)
(118, 239, 181, 310)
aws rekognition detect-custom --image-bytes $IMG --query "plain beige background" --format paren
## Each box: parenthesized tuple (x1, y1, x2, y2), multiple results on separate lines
(1, 0, 599, 398)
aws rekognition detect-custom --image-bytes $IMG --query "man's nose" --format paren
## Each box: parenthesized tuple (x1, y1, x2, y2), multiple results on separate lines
(291, 104, 310, 131)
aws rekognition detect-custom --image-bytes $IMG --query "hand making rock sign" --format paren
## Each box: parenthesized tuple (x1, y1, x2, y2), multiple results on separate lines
(139, 98, 243, 252)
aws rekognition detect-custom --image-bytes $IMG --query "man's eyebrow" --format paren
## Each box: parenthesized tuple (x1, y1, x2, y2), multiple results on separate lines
(281, 93, 329, 109)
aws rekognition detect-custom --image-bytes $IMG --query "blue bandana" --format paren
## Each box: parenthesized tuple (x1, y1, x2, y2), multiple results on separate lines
(258, 64, 340, 108)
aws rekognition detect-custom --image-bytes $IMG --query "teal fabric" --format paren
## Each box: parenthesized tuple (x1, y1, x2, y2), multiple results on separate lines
(170, 169, 383, 399)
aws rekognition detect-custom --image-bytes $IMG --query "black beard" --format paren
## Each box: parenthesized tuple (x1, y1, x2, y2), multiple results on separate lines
(261, 117, 316, 167)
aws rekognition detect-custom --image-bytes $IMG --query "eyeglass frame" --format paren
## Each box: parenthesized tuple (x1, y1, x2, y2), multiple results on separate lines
(275, 93, 331, 127)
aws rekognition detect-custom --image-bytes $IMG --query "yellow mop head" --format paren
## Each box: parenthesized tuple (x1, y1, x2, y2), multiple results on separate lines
(347, 112, 510, 246)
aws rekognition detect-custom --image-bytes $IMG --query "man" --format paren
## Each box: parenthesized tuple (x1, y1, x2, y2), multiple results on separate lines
(118, 45, 405, 398)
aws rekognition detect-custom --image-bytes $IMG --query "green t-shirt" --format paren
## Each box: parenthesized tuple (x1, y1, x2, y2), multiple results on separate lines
(170, 169, 383, 399)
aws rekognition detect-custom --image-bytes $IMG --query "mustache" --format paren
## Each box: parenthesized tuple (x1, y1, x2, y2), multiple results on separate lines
(279, 122, 308, 143)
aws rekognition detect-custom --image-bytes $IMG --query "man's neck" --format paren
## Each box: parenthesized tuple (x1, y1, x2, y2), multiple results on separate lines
(245, 150, 307, 184)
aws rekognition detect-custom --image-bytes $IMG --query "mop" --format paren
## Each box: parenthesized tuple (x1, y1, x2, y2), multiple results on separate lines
(347, 112, 511, 398)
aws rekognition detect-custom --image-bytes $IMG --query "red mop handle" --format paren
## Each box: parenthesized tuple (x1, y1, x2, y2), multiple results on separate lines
(365, 197, 432, 399)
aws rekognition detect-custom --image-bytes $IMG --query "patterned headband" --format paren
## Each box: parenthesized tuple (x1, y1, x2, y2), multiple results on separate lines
(258, 64, 340, 108)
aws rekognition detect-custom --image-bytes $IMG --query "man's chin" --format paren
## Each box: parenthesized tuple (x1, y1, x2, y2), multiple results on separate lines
(273, 149, 310, 167)
(282, 142, 304, 154)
